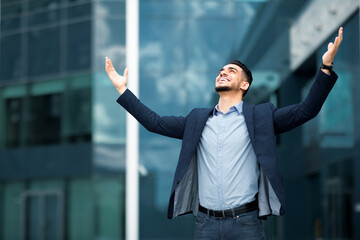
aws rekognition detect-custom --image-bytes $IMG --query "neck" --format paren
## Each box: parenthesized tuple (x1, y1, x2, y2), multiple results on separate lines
(217, 91, 243, 113)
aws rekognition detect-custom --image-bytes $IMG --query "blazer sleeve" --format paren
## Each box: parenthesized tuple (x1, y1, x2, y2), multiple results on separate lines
(273, 69, 338, 135)
(116, 89, 186, 139)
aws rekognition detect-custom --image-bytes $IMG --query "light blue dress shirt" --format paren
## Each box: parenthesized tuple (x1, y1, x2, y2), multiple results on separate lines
(197, 101, 259, 210)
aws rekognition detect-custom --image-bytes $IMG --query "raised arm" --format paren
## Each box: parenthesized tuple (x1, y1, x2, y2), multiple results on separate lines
(274, 27, 343, 134)
(105, 57, 186, 139)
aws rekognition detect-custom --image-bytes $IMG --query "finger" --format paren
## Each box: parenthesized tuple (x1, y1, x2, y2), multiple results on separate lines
(328, 42, 334, 51)
(334, 27, 343, 47)
(105, 57, 115, 72)
(338, 27, 343, 39)
(124, 68, 128, 79)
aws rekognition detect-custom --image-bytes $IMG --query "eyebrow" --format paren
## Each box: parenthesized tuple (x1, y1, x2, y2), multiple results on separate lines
(219, 66, 239, 73)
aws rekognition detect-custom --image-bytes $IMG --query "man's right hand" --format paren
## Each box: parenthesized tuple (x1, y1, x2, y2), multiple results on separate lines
(105, 57, 128, 95)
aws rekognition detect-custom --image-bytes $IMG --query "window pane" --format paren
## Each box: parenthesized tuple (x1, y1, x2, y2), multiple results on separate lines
(25, 196, 41, 240)
(1, 2, 22, 18)
(44, 195, 60, 240)
(26, 94, 62, 145)
(67, 88, 91, 142)
(5, 98, 23, 148)
(27, 28, 60, 77)
(0, 34, 22, 81)
(1, 16, 21, 32)
(67, 21, 91, 71)
(67, 3, 92, 19)
(140, 2, 184, 18)
(27, 9, 60, 27)
(27, 0, 61, 12)
(140, 19, 185, 72)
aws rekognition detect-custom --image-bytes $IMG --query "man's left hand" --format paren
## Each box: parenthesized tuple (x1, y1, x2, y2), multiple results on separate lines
(321, 27, 343, 74)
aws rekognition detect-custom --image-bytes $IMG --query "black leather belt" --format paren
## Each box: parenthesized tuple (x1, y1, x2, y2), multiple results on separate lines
(199, 200, 258, 219)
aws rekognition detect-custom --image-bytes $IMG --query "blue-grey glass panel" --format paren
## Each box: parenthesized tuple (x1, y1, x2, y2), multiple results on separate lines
(99, 18, 125, 45)
(0, 143, 92, 179)
(93, 143, 126, 172)
(2, 0, 22, 5)
(139, 0, 185, 2)
(234, 2, 262, 47)
(140, 19, 185, 72)
(235, 1, 263, 19)
(139, 71, 187, 116)
(27, 28, 60, 77)
(95, 178, 124, 239)
(5, 98, 23, 148)
(1, 3, 22, 17)
(93, 18, 125, 71)
(1, 17, 21, 32)
(140, 2, 185, 18)
(2, 182, 25, 239)
(188, 1, 234, 18)
(92, 72, 126, 145)
(44, 195, 60, 240)
(26, 94, 62, 145)
(67, 88, 92, 142)
(67, 3, 92, 19)
(185, 70, 218, 109)
(186, 19, 234, 70)
(68, 0, 91, 3)
(66, 21, 91, 71)
(138, 132, 193, 239)
(26, 196, 41, 240)
(94, 2, 125, 17)
(27, 9, 60, 27)
(0, 34, 22, 81)
(28, 0, 61, 11)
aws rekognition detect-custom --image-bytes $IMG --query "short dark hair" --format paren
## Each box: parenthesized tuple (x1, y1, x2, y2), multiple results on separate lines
(228, 60, 253, 96)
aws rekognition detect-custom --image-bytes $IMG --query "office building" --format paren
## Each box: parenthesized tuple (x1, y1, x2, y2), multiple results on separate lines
(0, 0, 359, 239)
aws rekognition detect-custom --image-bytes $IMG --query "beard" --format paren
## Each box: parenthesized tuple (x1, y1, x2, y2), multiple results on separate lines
(215, 86, 232, 92)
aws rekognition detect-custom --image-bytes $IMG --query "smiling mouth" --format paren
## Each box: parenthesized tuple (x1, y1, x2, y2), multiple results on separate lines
(219, 78, 230, 83)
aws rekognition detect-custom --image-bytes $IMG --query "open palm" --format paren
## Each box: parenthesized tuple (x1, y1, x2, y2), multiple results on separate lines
(322, 27, 343, 65)
(105, 57, 128, 94)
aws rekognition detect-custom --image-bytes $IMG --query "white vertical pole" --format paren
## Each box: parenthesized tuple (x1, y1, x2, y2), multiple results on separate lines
(126, 0, 139, 239)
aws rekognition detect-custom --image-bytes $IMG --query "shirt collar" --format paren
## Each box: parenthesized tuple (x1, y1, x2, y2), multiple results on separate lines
(213, 101, 243, 116)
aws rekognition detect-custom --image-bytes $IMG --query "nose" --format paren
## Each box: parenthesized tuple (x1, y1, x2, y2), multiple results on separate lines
(220, 71, 227, 77)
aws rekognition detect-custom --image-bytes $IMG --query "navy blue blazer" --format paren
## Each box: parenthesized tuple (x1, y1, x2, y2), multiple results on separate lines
(117, 69, 337, 219)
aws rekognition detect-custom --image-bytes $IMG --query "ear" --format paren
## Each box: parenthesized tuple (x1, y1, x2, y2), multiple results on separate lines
(240, 81, 250, 91)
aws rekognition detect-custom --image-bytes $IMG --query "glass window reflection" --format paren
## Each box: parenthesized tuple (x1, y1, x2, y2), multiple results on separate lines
(140, 19, 185, 72)
(67, 3, 92, 19)
(0, 34, 22, 81)
(5, 98, 23, 148)
(27, 94, 62, 145)
(66, 88, 92, 142)
(28, 0, 61, 11)
(66, 21, 91, 72)
(1, 16, 21, 32)
(27, 28, 60, 77)
(27, 8, 60, 27)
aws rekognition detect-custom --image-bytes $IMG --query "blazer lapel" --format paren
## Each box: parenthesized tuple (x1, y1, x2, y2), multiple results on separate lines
(243, 102, 255, 145)
(193, 108, 213, 142)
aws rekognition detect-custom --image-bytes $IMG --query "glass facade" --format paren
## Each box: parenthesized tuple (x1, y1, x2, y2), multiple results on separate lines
(1, 0, 359, 240)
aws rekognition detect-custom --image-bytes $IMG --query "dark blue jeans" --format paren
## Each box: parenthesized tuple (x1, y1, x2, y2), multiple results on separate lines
(194, 210, 266, 240)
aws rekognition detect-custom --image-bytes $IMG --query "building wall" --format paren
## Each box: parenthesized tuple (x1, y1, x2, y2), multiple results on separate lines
(1, 0, 359, 239)
(253, 4, 360, 240)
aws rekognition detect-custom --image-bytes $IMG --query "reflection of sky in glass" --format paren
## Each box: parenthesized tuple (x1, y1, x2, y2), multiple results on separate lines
(140, 1, 262, 111)
(92, 0, 264, 209)
(138, 1, 264, 208)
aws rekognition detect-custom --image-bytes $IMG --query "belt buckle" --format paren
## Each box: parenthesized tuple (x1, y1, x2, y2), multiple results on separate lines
(213, 210, 226, 219)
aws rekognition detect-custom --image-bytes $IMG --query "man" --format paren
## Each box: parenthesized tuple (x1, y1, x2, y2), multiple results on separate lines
(105, 27, 343, 239)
